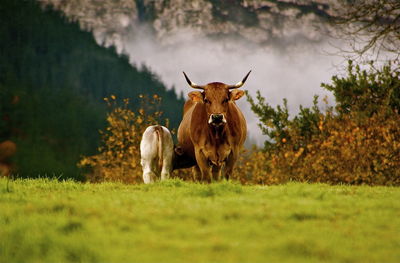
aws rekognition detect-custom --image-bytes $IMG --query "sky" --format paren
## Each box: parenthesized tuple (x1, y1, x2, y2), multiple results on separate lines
(123, 26, 344, 145)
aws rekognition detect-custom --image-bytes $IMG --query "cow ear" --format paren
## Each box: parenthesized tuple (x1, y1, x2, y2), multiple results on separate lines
(174, 145, 184, 156)
(230, 90, 245, 101)
(188, 91, 203, 102)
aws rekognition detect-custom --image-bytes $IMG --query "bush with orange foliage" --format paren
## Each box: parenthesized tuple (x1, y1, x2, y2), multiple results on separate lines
(0, 140, 17, 177)
(78, 94, 167, 183)
(232, 148, 277, 185)
(246, 61, 400, 185)
(267, 109, 400, 185)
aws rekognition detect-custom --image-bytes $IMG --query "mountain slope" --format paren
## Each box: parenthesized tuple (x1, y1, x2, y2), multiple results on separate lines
(0, 0, 184, 179)
(38, 0, 334, 50)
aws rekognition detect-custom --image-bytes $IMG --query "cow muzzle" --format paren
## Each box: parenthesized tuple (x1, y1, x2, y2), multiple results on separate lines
(208, 114, 226, 126)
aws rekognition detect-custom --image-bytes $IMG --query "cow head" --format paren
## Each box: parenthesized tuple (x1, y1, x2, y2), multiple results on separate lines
(183, 71, 251, 127)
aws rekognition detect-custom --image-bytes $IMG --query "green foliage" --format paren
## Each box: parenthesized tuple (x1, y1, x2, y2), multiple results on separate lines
(246, 91, 290, 151)
(292, 95, 323, 142)
(1, 178, 400, 263)
(0, 0, 184, 179)
(321, 60, 400, 117)
(247, 91, 322, 152)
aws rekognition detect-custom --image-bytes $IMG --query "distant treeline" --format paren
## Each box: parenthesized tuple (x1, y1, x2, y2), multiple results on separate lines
(0, 0, 184, 179)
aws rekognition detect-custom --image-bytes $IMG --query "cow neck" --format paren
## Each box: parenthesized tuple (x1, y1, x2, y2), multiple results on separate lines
(208, 124, 227, 143)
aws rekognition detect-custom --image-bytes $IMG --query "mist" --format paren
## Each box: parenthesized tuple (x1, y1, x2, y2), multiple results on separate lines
(124, 26, 343, 145)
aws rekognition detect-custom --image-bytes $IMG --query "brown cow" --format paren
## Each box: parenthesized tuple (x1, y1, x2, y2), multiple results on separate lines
(177, 71, 250, 182)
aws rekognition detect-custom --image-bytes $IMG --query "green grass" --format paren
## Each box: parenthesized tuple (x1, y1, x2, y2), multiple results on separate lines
(1, 178, 399, 263)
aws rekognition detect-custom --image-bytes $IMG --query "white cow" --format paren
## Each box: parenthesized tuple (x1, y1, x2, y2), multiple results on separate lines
(140, 125, 174, 184)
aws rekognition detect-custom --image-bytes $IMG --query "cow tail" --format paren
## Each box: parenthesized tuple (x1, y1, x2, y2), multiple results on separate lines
(154, 126, 163, 171)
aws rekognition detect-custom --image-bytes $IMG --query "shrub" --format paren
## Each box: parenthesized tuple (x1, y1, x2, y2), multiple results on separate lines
(78, 95, 165, 183)
(232, 148, 279, 185)
(268, 109, 400, 185)
(303, 110, 400, 185)
(247, 91, 323, 152)
(247, 61, 400, 185)
(322, 60, 400, 116)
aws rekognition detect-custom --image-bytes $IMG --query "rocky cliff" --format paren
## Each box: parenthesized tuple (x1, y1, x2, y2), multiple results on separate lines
(38, 0, 335, 51)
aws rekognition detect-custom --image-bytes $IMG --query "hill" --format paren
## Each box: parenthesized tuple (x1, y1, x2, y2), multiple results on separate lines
(38, 0, 334, 49)
(0, 0, 184, 179)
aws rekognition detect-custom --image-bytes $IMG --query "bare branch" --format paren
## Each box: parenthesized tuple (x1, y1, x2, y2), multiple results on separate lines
(330, 0, 400, 62)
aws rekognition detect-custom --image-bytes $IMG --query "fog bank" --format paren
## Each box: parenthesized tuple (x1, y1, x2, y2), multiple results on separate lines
(124, 27, 343, 145)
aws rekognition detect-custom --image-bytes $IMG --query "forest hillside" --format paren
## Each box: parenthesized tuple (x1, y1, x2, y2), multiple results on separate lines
(0, 0, 184, 179)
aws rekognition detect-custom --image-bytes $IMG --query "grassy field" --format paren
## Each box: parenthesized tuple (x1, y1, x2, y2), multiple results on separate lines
(0, 178, 399, 263)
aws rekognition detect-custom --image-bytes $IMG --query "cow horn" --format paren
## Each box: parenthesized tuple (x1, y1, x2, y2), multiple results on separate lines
(183, 72, 204, 90)
(228, 70, 252, 89)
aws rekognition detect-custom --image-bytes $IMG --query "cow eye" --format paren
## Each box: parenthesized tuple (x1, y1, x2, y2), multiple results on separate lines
(204, 98, 211, 104)
(223, 98, 229, 103)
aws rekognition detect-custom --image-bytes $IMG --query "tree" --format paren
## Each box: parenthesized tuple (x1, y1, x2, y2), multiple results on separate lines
(331, 0, 400, 61)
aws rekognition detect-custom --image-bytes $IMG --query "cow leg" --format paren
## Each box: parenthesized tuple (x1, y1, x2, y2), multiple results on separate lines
(160, 168, 170, 181)
(223, 152, 237, 180)
(142, 170, 156, 184)
(199, 165, 212, 183)
(192, 165, 201, 181)
(160, 154, 172, 181)
(192, 165, 211, 183)
(195, 149, 212, 183)
(141, 159, 156, 184)
(212, 165, 222, 181)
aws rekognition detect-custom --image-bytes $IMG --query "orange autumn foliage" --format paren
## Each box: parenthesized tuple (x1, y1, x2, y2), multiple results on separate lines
(78, 95, 166, 183)
(266, 109, 400, 185)
(244, 61, 400, 185)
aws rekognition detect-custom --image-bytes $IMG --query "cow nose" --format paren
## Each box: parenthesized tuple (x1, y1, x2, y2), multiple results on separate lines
(211, 114, 223, 123)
